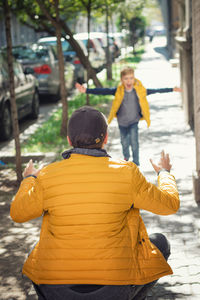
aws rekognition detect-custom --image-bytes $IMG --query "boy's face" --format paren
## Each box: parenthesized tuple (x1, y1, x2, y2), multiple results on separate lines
(121, 73, 135, 91)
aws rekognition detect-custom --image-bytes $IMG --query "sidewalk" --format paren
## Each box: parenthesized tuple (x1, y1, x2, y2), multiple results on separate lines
(1, 37, 200, 300)
(107, 36, 200, 299)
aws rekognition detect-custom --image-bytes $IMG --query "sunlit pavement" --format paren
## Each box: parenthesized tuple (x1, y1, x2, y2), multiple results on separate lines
(106, 36, 200, 299)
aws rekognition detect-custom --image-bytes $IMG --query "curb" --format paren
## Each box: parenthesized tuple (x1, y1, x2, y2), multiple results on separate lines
(0, 152, 57, 165)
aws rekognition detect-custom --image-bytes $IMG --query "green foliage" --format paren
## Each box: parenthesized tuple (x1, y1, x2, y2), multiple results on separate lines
(124, 48, 145, 63)
(129, 15, 146, 37)
(116, 0, 161, 33)
(129, 15, 146, 50)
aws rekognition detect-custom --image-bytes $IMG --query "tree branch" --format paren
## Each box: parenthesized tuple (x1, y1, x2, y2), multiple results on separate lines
(35, 0, 58, 28)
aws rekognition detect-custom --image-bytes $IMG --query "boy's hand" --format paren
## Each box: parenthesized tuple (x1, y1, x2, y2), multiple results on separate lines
(173, 86, 181, 92)
(75, 83, 86, 93)
(150, 150, 172, 174)
(23, 159, 43, 178)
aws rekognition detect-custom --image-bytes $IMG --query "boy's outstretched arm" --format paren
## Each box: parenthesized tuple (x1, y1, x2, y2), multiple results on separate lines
(75, 82, 117, 96)
(147, 86, 181, 95)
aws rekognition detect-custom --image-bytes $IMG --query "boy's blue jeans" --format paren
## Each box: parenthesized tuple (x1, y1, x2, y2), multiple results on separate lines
(32, 233, 170, 300)
(119, 122, 139, 165)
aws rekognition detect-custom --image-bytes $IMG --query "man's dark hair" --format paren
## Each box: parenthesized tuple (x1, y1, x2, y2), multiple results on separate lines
(68, 106, 107, 149)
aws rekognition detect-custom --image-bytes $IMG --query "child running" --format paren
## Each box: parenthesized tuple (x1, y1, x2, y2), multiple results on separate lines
(76, 66, 181, 165)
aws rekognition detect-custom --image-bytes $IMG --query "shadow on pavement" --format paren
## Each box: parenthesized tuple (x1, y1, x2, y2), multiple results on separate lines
(153, 45, 170, 60)
(148, 281, 192, 299)
(0, 192, 40, 299)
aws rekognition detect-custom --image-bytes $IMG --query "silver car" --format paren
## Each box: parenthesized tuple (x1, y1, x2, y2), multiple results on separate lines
(73, 32, 106, 72)
(37, 37, 87, 84)
(0, 50, 39, 140)
(12, 43, 75, 101)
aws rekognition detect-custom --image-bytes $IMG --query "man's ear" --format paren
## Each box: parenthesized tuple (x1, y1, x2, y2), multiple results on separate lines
(67, 136, 72, 146)
(104, 132, 108, 145)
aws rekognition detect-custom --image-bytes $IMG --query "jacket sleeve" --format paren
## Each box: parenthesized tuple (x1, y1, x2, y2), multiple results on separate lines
(136, 81, 150, 127)
(86, 87, 117, 95)
(10, 177, 44, 223)
(132, 167, 180, 215)
(147, 88, 173, 95)
(107, 96, 120, 124)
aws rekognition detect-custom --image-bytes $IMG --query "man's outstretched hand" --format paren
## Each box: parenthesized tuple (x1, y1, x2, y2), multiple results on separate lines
(150, 150, 172, 174)
(23, 159, 43, 178)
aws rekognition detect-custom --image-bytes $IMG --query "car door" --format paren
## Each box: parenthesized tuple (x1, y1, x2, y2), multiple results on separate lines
(47, 46, 60, 94)
(0, 56, 22, 112)
(13, 61, 35, 118)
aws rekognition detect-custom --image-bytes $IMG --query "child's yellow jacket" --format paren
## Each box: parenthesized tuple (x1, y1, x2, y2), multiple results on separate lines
(107, 79, 150, 126)
(10, 155, 179, 285)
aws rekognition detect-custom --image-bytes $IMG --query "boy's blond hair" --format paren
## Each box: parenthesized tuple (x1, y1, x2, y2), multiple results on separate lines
(120, 67, 134, 78)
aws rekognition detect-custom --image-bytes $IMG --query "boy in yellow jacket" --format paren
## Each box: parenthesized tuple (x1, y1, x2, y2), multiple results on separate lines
(10, 106, 179, 300)
(76, 66, 181, 166)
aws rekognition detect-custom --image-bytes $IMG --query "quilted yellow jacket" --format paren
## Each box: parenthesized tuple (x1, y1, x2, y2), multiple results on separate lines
(10, 155, 179, 285)
(107, 79, 150, 126)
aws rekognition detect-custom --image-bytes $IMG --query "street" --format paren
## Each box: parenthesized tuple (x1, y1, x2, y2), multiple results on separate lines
(0, 98, 63, 157)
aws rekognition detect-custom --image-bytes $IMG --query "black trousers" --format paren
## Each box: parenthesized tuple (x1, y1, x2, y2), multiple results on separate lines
(33, 233, 171, 300)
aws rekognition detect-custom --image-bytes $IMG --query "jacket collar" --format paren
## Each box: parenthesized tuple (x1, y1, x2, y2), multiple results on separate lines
(62, 148, 110, 159)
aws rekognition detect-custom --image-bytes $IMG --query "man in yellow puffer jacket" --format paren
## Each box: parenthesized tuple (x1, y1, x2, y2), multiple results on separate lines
(10, 106, 179, 300)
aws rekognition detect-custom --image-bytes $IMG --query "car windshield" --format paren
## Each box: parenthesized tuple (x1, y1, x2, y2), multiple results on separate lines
(39, 40, 73, 52)
(12, 46, 49, 61)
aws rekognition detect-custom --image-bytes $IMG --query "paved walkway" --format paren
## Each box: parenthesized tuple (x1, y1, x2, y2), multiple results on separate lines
(107, 36, 200, 299)
(1, 37, 200, 299)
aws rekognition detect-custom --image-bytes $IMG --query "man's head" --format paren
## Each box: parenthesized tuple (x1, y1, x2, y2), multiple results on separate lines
(120, 67, 135, 91)
(68, 106, 108, 149)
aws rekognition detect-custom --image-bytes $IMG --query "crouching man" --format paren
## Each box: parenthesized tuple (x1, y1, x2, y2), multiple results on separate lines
(10, 106, 179, 300)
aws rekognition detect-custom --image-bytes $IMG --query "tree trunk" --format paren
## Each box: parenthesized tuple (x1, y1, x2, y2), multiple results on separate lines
(86, 5, 91, 105)
(55, 0, 68, 136)
(105, 0, 112, 80)
(3, 0, 23, 184)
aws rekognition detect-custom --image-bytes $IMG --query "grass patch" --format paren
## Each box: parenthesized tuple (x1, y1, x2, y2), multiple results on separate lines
(21, 49, 144, 154)
(123, 48, 145, 64)
(21, 93, 112, 154)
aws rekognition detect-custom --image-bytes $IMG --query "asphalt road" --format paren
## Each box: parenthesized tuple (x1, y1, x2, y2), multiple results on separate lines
(0, 98, 63, 157)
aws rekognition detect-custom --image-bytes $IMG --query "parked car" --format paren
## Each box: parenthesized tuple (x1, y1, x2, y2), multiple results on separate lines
(0, 50, 39, 141)
(73, 32, 106, 72)
(37, 36, 86, 84)
(89, 32, 121, 61)
(109, 32, 125, 49)
(12, 43, 75, 101)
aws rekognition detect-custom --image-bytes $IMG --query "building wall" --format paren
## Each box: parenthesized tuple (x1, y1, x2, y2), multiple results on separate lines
(0, 10, 106, 48)
(0, 11, 46, 47)
(172, 0, 194, 128)
(161, 0, 200, 203)
(192, 0, 200, 174)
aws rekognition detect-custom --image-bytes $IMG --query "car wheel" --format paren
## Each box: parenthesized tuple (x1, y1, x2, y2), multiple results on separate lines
(51, 86, 61, 102)
(30, 91, 40, 119)
(0, 104, 12, 141)
(77, 77, 85, 84)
